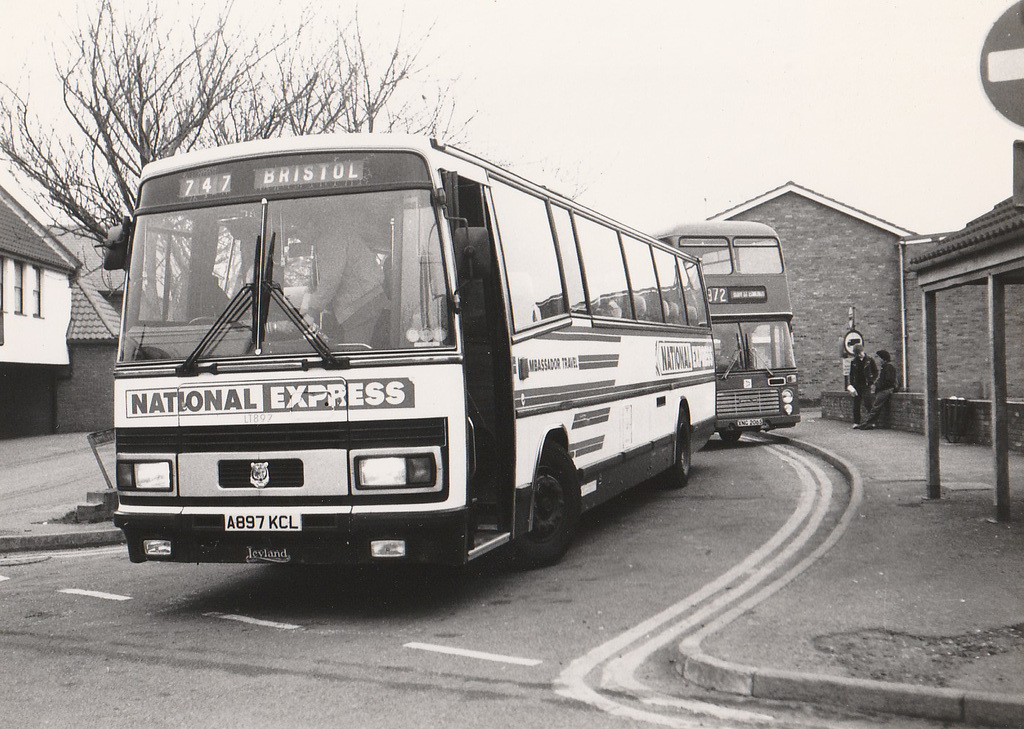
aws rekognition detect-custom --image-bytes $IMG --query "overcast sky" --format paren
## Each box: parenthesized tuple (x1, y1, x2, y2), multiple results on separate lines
(0, 0, 1019, 238)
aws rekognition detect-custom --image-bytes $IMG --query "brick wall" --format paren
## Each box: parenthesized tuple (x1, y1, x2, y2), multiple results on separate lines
(902, 276, 1024, 399)
(55, 341, 116, 433)
(822, 390, 923, 432)
(821, 390, 1024, 453)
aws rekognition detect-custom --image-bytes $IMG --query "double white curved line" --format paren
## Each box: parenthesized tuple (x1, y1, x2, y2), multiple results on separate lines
(555, 441, 860, 727)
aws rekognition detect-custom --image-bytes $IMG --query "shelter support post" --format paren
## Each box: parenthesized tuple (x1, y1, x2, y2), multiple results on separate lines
(923, 289, 941, 500)
(988, 275, 1010, 522)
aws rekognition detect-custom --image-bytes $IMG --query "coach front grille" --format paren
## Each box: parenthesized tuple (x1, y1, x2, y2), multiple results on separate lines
(116, 418, 447, 454)
(217, 459, 304, 488)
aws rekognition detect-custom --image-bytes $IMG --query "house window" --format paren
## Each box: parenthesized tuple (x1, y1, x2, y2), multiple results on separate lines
(13, 261, 23, 315)
(33, 267, 42, 317)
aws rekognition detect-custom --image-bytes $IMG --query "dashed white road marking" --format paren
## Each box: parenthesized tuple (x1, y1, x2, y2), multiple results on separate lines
(0, 575, 9, 583)
(405, 642, 542, 667)
(204, 612, 302, 631)
(59, 588, 132, 601)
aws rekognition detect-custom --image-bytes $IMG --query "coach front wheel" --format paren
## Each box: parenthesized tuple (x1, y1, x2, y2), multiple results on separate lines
(665, 421, 692, 489)
(513, 444, 580, 568)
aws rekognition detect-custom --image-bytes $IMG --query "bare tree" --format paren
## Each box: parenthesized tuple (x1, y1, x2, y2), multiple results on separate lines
(0, 0, 470, 245)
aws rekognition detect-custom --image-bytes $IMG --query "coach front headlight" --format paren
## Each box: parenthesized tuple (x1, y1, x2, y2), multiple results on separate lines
(117, 460, 173, 491)
(354, 453, 436, 489)
(349, 446, 444, 495)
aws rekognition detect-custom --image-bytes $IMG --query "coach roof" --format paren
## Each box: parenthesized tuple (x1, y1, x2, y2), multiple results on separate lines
(139, 133, 439, 183)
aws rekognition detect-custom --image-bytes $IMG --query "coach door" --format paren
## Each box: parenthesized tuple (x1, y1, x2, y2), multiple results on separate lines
(443, 172, 515, 549)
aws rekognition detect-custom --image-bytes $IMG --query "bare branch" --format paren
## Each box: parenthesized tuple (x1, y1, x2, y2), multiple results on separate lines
(0, 1, 474, 239)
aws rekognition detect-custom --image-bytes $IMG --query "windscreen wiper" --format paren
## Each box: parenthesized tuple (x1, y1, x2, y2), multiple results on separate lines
(256, 232, 341, 368)
(178, 233, 265, 376)
(177, 233, 341, 376)
(722, 332, 742, 380)
(177, 281, 255, 376)
(745, 336, 775, 377)
(722, 351, 740, 380)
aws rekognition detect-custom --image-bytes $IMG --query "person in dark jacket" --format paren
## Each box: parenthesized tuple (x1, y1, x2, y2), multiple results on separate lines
(854, 349, 899, 429)
(848, 344, 878, 426)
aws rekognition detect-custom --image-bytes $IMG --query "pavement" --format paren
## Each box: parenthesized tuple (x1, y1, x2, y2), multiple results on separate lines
(679, 412, 1024, 728)
(0, 431, 124, 552)
(1, 415, 1022, 726)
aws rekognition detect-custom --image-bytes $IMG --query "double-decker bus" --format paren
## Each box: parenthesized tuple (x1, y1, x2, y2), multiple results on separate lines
(659, 221, 798, 444)
(105, 134, 715, 568)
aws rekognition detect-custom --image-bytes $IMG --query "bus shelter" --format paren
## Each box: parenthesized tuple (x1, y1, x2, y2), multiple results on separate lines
(908, 198, 1024, 522)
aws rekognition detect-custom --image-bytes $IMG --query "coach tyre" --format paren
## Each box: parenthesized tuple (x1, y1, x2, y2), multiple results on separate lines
(666, 418, 692, 489)
(514, 444, 580, 568)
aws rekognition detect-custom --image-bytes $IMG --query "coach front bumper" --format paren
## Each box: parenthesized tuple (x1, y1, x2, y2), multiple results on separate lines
(114, 509, 470, 566)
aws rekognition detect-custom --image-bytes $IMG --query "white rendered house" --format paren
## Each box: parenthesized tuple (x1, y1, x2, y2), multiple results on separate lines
(0, 183, 77, 437)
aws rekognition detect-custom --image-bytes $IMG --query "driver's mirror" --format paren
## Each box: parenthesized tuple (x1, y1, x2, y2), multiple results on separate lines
(452, 226, 491, 282)
(101, 215, 133, 271)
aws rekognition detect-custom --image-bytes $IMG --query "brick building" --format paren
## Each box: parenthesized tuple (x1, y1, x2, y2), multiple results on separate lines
(53, 231, 123, 434)
(689, 182, 1024, 407)
(708, 182, 914, 402)
(56, 269, 120, 432)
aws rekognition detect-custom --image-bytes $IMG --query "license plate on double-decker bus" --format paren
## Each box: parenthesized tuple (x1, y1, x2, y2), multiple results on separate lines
(224, 511, 302, 531)
(736, 418, 764, 427)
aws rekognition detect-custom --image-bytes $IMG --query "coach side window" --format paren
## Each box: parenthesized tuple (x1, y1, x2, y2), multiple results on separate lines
(681, 261, 709, 326)
(652, 247, 685, 325)
(575, 216, 629, 319)
(489, 181, 567, 332)
(549, 206, 587, 313)
(621, 236, 663, 323)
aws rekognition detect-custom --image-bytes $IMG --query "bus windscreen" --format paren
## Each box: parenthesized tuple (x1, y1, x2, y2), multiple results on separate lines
(713, 320, 795, 374)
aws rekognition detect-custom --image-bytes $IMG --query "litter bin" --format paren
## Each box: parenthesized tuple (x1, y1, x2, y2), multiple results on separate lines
(941, 398, 970, 443)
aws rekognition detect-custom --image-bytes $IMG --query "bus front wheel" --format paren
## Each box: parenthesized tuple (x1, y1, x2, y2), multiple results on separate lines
(514, 444, 580, 568)
(719, 430, 742, 445)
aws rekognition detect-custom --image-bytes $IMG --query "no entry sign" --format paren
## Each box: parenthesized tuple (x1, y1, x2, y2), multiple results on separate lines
(982, 2, 1024, 127)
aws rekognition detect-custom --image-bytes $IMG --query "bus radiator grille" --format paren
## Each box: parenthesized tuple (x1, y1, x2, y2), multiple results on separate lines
(716, 389, 781, 417)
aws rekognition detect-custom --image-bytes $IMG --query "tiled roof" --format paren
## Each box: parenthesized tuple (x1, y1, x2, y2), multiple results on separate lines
(711, 181, 915, 238)
(52, 229, 123, 343)
(68, 273, 120, 342)
(0, 185, 77, 272)
(907, 198, 1024, 269)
